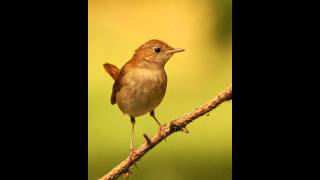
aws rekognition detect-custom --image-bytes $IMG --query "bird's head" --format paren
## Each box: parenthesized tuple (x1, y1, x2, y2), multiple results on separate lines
(133, 39, 185, 66)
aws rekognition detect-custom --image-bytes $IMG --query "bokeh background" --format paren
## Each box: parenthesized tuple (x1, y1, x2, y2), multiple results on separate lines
(89, 0, 232, 179)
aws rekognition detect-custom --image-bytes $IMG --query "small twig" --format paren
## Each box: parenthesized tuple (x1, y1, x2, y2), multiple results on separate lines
(98, 85, 232, 180)
(143, 133, 151, 144)
(181, 127, 189, 133)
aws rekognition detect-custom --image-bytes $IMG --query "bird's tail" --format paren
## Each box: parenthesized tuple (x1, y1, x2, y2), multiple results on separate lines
(103, 63, 120, 81)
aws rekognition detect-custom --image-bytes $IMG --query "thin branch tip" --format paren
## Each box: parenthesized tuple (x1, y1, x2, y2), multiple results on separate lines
(181, 127, 189, 133)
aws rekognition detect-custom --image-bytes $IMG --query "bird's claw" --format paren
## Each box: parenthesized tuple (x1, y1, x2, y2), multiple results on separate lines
(129, 148, 138, 161)
(158, 125, 167, 141)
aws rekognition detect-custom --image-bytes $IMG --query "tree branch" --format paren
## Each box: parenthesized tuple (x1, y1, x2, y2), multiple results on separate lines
(99, 85, 232, 180)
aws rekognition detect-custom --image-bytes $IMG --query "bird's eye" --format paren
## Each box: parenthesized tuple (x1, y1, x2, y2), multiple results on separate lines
(154, 47, 161, 53)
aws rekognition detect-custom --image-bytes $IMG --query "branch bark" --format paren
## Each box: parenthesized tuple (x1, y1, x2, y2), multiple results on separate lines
(99, 85, 232, 180)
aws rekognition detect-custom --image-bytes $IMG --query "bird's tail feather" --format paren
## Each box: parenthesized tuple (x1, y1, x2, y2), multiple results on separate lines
(103, 63, 120, 81)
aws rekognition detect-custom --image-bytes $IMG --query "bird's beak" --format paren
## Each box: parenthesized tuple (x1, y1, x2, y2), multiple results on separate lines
(165, 48, 185, 54)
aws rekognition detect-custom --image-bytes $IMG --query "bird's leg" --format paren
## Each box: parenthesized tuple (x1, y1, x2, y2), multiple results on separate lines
(150, 110, 161, 126)
(150, 110, 166, 141)
(129, 116, 138, 160)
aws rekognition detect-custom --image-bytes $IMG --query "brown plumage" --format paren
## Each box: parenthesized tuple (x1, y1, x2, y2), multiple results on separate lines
(103, 63, 120, 80)
(103, 39, 185, 155)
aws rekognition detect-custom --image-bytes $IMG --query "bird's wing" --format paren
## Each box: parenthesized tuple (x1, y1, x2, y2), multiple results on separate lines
(110, 64, 129, 105)
(103, 62, 122, 104)
(111, 79, 120, 105)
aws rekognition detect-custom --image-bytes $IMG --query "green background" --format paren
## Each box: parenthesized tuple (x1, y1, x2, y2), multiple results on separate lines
(89, 0, 232, 179)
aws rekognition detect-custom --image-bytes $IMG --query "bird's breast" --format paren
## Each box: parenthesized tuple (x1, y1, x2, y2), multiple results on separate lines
(116, 68, 167, 117)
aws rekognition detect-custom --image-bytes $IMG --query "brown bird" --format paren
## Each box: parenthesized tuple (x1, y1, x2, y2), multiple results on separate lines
(103, 39, 185, 155)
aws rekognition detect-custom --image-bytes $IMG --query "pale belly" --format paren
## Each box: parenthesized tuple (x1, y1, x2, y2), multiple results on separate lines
(116, 68, 167, 117)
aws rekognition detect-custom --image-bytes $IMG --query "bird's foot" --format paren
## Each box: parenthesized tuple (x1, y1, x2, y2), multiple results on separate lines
(129, 147, 138, 161)
(158, 125, 167, 142)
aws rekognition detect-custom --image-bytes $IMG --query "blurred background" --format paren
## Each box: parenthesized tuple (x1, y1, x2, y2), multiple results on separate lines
(89, 0, 232, 179)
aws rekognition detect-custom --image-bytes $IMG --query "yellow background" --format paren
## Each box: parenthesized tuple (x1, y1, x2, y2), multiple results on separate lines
(89, 0, 232, 179)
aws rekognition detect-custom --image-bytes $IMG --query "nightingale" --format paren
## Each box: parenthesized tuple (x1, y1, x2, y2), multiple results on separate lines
(103, 39, 185, 154)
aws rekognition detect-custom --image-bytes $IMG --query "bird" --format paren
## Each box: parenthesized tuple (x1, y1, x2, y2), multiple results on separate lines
(103, 39, 185, 155)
